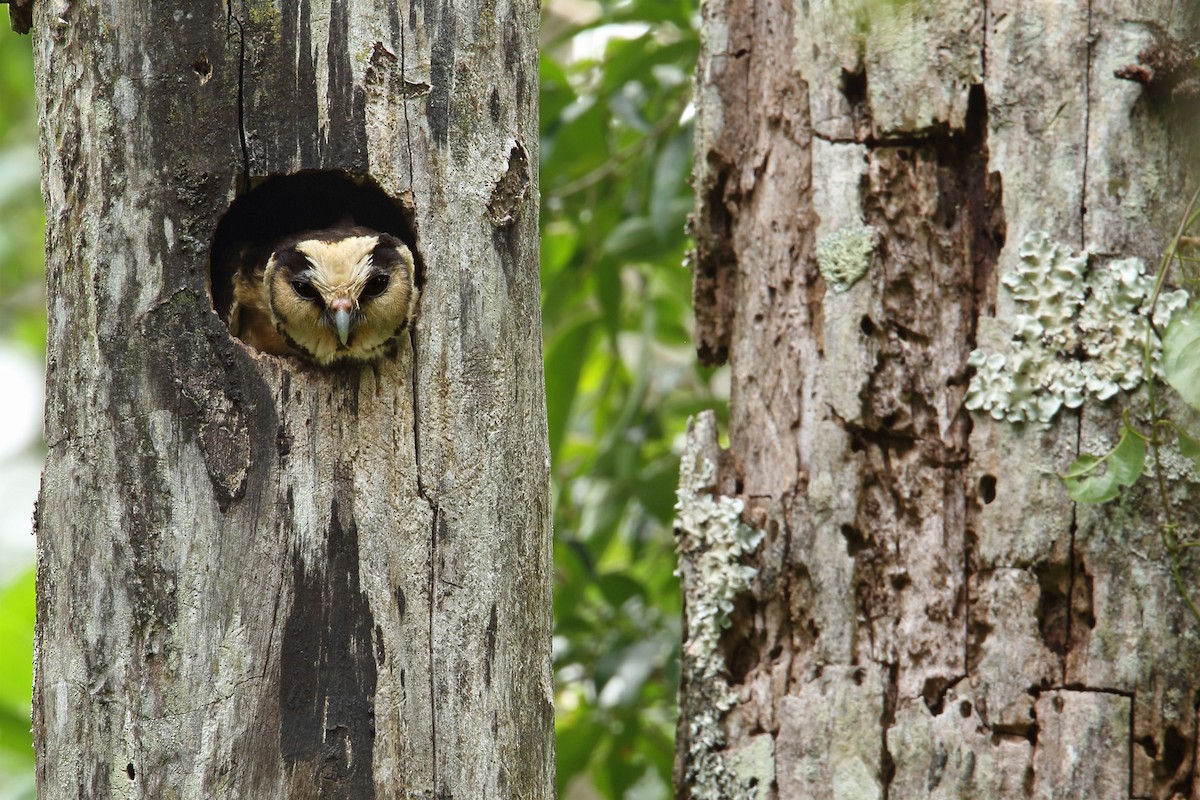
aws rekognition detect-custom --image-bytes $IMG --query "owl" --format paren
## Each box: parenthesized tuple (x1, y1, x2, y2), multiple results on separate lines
(227, 226, 418, 365)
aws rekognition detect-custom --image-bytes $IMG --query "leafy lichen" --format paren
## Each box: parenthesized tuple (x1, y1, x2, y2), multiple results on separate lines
(965, 232, 1190, 424)
(816, 225, 878, 293)
(675, 414, 765, 799)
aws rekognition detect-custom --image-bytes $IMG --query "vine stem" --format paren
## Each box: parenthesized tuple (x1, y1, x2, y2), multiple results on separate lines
(1147, 186, 1200, 339)
(1143, 185, 1200, 624)
(1168, 534, 1200, 623)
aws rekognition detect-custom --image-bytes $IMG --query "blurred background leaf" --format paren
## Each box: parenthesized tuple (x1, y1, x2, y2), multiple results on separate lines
(0, 19, 42, 800)
(0, 24, 43, 353)
(0, 1, 717, 797)
(0, 568, 35, 800)
(541, 2, 722, 797)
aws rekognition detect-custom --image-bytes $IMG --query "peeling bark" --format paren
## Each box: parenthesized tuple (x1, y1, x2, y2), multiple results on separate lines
(31, 1, 552, 797)
(684, 1, 1200, 798)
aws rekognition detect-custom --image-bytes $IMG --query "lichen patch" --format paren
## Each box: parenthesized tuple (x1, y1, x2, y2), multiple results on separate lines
(965, 232, 1189, 424)
(675, 413, 765, 799)
(816, 224, 878, 293)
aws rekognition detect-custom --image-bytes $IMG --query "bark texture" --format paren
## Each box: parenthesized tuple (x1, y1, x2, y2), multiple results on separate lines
(32, 1, 551, 798)
(682, 1, 1200, 798)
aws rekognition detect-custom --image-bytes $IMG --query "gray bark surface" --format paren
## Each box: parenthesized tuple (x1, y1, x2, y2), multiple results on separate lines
(31, 1, 552, 798)
(682, 1, 1200, 798)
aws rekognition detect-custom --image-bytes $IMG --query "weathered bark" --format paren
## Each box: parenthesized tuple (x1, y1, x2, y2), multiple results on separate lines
(681, 1, 1200, 798)
(32, 1, 551, 798)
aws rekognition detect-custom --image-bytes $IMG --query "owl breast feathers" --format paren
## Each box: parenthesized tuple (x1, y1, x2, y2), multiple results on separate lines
(228, 226, 417, 365)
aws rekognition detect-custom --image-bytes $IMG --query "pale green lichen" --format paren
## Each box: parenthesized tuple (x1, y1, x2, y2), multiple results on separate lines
(1149, 441, 1200, 484)
(676, 447, 763, 682)
(965, 232, 1190, 424)
(725, 735, 775, 800)
(817, 225, 878, 292)
(675, 414, 765, 800)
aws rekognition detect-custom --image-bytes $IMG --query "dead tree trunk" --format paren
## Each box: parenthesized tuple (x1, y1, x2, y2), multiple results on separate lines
(30, 1, 552, 798)
(680, 1, 1200, 798)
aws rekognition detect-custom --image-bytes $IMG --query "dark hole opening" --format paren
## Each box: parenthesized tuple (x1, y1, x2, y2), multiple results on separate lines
(979, 474, 997, 505)
(1163, 725, 1188, 775)
(1035, 563, 1070, 657)
(839, 67, 867, 107)
(841, 523, 867, 557)
(922, 676, 950, 715)
(208, 170, 424, 323)
(126, 763, 136, 780)
(1137, 734, 1159, 759)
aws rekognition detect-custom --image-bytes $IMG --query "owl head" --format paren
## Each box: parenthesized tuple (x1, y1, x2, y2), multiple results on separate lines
(263, 227, 418, 365)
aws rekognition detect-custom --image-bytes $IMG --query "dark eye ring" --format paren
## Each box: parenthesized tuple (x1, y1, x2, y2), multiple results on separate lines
(362, 275, 390, 300)
(291, 280, 320, 301)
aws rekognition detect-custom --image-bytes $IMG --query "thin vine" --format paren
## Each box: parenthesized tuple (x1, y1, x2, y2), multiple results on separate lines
(1065, 187, 1200, 623)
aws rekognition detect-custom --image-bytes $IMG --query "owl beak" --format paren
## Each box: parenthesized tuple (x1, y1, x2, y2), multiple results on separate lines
(335, 310, 352, 345)
(329, 298, 354, 346)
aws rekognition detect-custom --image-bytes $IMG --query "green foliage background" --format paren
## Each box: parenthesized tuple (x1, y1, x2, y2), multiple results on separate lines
(543, 3, 714, 796)
(0, 21, 41, 800)
(0, 2, 708, 797)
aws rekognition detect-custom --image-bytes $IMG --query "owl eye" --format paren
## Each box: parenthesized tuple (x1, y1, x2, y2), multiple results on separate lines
(291, 280, 320, 301)
(361, 274, 390, 300)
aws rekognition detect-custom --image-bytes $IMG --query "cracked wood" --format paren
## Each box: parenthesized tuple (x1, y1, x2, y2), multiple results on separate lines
(684, 1, 1200, 798)
(30, 0, 551, 798)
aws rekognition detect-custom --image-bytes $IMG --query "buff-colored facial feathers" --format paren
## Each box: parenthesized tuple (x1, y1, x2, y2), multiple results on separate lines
(228, 227, 417, 365)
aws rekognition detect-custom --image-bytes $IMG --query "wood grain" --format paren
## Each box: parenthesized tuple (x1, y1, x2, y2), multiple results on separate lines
(31, 1, 551, 797)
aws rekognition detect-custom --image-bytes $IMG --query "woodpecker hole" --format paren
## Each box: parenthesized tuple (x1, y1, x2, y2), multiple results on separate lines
(208, 170, 424, 323)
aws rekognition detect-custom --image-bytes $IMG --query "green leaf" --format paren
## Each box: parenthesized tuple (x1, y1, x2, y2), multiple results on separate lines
(0, 704, 32, 761)
(650, 128, 692, 239)
(538, 56, 576, 137)
(609, 1, 695, 29)
(603, 217, 658, 258)
(608, 83, 652, 133)
(541, 259, 590, 330)
(606, 723, 644, 797)
(597, 572, 645, 608)
(543, 98, 610, 184)
(630, 460, 680, 523)
(541, 221, 579, 280)
(545, 316, 596, 460)
(1163, 304, 1200, 412)
(595, 259, 623, 345)
(602, 214, 687, 261)
(600, 37, 697, 96)
(1063, 425, 1147, 504)
(0, 568, 34, 722)
(554, 716, 605, 797)
(0, 567, 34, 791)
